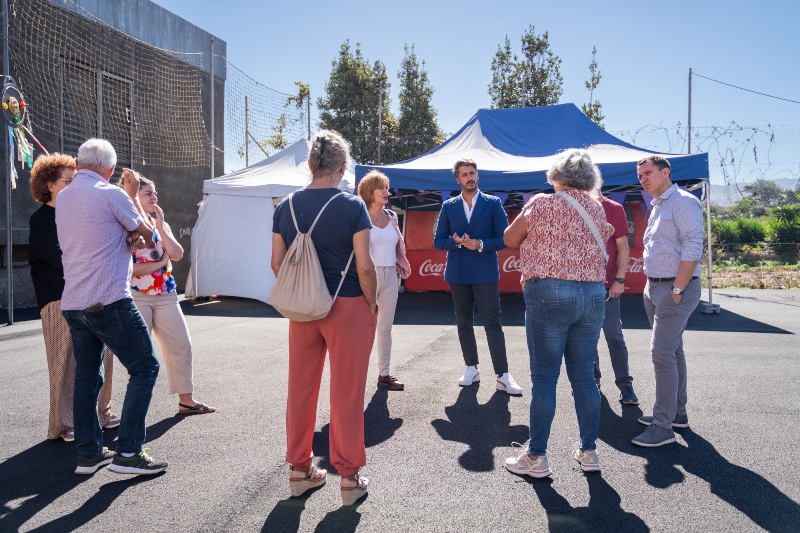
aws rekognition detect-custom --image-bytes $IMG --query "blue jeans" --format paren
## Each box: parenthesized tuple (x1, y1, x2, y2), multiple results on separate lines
(524, 278, 605, 456)
(594, 291, 633, 390)
(63, 298, 159, 460)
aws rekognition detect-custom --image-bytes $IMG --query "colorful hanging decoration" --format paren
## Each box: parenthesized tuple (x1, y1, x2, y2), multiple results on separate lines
(1, 77, 43, 172)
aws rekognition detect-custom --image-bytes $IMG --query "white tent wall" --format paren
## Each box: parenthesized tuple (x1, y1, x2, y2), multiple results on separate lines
(185, 194, 276, 304)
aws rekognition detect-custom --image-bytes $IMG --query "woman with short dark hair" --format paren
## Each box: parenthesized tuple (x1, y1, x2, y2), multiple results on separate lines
(502, 149, 613, 477)
(28, 153, 118, 442)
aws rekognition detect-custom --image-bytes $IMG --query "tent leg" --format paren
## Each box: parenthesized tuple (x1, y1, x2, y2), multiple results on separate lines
(701, 179, 720, 314)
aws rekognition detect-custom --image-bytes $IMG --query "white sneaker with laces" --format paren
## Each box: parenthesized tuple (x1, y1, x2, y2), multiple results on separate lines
(103, 415, 121, 429)
(505, 443, 552, 478)
(572, 443, 601, 472)
(496, 373, 523, 395)
(458, 366, 480, 386)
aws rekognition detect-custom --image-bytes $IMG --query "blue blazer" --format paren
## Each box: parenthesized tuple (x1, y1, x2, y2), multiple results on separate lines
(433, 191, 508, 284)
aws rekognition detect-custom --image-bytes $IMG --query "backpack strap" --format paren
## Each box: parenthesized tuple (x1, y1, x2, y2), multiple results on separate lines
(287, 191, 346, 235)
(332, 251, 355, 303)
(556, 190, 609, 263)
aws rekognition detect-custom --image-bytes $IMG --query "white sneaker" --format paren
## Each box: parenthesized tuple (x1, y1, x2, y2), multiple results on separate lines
(458, 366, 480, 386)
(61, 430, 75, 442)
(103, 415, 121, 429)
(572, 443, 601, 472)
(496, 373, 522, 395)
(505, 444, 552, 478)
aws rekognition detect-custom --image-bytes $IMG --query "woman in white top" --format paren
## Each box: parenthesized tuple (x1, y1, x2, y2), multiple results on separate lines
(357, 170, 411, 390)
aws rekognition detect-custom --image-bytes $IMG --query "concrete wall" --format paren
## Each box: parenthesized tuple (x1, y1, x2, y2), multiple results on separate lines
(0, 0, 226, 311)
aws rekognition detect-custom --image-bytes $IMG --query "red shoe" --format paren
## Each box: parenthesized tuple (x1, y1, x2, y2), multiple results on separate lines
(377, 375, 404, 391)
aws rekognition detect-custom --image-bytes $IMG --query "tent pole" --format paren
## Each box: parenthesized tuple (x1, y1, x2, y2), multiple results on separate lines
(245, 95, 249, 167)
(210, 37, 215, 180)
(377, 83, 382, 164)
(307, 88, 311, 141)
(702, 179, 720, 313)
(687, 68, 692, 154)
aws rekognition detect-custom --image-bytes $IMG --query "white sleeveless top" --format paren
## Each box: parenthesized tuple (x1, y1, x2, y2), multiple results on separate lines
(369, 223, 398, 267)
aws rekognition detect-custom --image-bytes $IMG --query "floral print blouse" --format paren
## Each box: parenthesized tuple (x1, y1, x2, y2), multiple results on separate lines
(131, 223, 176, 296)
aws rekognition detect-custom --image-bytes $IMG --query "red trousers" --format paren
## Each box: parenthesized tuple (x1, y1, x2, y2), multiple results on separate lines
(286, 296, 377, 476)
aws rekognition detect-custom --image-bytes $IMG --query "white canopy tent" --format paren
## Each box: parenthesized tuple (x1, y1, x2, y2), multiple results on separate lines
(185, 139, 355, 304)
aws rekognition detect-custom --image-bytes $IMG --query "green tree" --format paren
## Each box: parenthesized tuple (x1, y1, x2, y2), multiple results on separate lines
(488, 36, 520, 108)
(517, 25, 563, 107)
(742, 179, 784, 207)
(489, 26, 563, 108)
(263, 114, 287, 153)
(317, 41, 395, 164)
(286, 81, 310, 109)
(393, 44, 444, 162)
(581, 46, 605, 128)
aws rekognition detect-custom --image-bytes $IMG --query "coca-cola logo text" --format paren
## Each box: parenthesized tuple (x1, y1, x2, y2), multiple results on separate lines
(502, 255, 522, 273)
(419, 259, 445, 277)
(626, 257, 645, 274)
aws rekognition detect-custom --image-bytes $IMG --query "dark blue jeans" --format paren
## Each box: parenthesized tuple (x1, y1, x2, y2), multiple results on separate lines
(524, 278, 605, 456)
(594, 291, 633, 390)
(63, 298, 159, 460)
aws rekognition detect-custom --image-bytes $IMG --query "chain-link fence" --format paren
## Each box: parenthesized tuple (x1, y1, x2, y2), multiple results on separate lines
(612, 125, 800, 288)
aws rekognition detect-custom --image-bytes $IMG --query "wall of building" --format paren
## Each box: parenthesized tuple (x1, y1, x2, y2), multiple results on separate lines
(0, 0, 226, 311)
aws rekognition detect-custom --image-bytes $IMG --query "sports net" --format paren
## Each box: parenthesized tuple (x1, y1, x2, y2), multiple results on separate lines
(8, 0, 212, 168)
(221, 60, 308, 173)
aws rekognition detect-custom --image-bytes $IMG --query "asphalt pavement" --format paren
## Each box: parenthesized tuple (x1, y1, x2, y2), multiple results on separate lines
(1, 289, 799, 532)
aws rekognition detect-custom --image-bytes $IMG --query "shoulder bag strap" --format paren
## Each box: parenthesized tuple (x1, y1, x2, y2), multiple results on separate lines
(556, 191, 609, 263)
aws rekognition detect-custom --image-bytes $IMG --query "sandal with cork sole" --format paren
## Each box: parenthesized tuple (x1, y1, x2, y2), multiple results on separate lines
(289, 464, 327, 497)
(341, 473, 369, 506)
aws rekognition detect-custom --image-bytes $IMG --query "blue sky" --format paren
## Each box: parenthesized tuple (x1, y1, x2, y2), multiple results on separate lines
(154, 0, 800, 135)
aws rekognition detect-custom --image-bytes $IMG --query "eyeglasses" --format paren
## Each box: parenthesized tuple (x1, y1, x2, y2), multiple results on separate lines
(59, 178, 73, 184)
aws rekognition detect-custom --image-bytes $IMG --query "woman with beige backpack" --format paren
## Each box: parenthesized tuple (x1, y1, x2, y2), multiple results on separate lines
(271, 130, 377, 506)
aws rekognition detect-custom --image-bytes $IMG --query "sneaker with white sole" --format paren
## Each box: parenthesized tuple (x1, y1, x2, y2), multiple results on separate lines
(458, 366, 480, 386)
(505, 444, 552, 478)
(61, 430, 75, 442)
(638, 414, 688, 428)
(631, 423, 676, 447)
(107, 449, 168, 475)
(103, 415, 121, 429)
(496, 373, 522, 395)
(75, 447, 114, 474)
(572, 443, 601, 472)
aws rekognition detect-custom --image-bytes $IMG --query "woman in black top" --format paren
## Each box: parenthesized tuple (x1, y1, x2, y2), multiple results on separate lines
(28, 153, 118, 442)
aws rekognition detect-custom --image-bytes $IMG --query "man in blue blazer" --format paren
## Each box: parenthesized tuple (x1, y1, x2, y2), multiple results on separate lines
(434, 159, 522, 395)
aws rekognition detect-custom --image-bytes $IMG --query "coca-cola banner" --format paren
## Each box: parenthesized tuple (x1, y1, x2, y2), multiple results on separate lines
(402, 201, 649, 294)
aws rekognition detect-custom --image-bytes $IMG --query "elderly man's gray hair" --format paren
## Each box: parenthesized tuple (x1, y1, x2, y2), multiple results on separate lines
(546, 149, 601, 192)
(77, 138, 117, 170)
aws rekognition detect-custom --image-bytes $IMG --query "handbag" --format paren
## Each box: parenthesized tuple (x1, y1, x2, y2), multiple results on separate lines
(556, 190, 609, 263)
(269, 191, 354, 322)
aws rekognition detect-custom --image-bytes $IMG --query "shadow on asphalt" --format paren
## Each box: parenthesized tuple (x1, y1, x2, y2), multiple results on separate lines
(312, 388, 403, 474)
(261, 488, 365, 533)
(598, 396, 800, 532)
(177, 293, 791, 334)
(0, 439, 162, 532)
(523, 475, 649, 532)
(431, 384, 529, 471)
(0, 417, 180, 531)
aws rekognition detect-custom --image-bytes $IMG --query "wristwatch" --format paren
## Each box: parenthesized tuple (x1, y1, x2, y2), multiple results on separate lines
(614, 278, 625, 284)
(671, 285, 685, 295)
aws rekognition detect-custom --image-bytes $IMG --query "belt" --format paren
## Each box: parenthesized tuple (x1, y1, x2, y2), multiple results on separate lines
(647, 276, 699, 283)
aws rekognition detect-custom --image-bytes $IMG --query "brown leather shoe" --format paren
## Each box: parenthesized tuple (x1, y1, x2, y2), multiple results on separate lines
(377, 375, 404, 391)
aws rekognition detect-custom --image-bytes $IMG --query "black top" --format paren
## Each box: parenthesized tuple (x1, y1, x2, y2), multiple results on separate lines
(29, 204, 65, 310)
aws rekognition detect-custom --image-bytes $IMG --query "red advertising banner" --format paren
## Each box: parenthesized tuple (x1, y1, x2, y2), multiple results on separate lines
(402, 201, 650, 294)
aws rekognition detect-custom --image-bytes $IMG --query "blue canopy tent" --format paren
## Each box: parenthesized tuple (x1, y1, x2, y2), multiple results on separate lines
(355, 104, 709, 208)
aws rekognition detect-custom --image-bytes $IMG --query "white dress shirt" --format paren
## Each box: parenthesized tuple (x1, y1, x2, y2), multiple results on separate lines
(459, 192, 483, 252)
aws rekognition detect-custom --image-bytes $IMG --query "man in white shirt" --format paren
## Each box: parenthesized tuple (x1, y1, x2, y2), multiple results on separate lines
(434, 159, 522, 395)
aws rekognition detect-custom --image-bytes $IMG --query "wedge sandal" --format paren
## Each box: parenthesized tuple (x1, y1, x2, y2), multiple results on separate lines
(341, 473, 369, 506)
(289, 463, 327, 497)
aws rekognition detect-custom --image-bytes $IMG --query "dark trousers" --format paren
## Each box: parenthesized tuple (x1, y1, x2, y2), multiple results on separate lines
(449, 281, 508, 375)
(594, 291, 633, 390)
(63, 298, 159, 460)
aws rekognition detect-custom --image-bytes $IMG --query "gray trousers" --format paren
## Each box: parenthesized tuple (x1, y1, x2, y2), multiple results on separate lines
(643, 278, 701, 430)
(449, 281, 508, 375)
(594, 291, 633, 390)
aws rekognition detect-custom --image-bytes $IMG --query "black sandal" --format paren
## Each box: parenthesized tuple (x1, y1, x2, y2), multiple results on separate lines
(178, 402, 216, 415)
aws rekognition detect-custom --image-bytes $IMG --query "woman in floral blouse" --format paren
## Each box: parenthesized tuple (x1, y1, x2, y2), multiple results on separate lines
(502, 150, 612, 478)
(120, 169, 215, 415)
